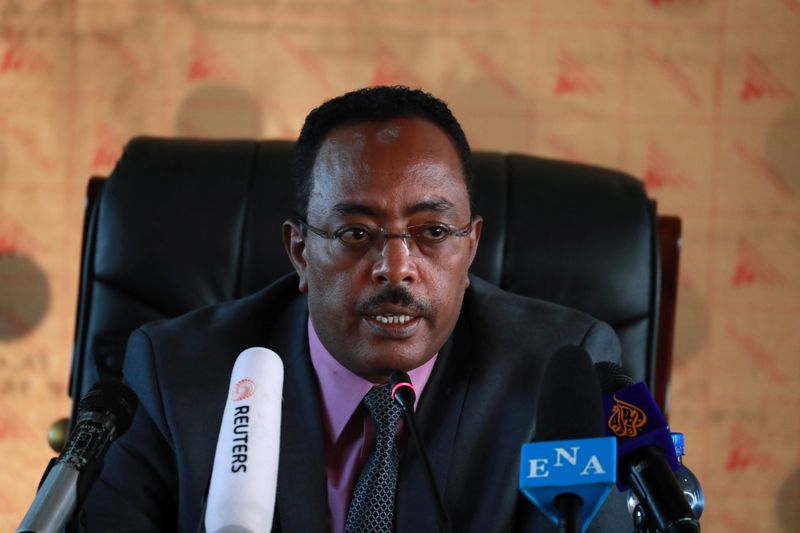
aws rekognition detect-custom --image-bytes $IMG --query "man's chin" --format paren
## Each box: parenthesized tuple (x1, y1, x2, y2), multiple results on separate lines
(350, 348, 435, 383)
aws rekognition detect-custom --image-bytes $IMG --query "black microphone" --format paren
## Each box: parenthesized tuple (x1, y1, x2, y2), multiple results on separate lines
(595, 362, 700, 533)
(519, 346, 616, 533)
(18, 380, 138, 533)
(389, 370, 452, 533)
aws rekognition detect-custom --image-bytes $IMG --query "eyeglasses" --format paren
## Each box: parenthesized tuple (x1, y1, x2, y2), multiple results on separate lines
(296, 218, 476, 257)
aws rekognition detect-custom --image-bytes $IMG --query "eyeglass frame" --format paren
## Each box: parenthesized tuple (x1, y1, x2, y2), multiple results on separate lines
(294, 216, 478, 256)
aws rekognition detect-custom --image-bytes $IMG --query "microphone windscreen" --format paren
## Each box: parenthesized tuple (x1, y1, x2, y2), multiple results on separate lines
(388, 370, 416, 409)
(534, 345, 605, 442)
(205, 347, 284, 533)
(593, 361, 634, 395)
(78, 380, 139, 436)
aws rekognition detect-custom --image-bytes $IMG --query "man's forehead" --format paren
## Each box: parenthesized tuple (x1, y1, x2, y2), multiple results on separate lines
(375, 124, 401, 143)
(331, 117, 411, 138)
(307, 117, 468, 220)
(319, 117, 454, 152)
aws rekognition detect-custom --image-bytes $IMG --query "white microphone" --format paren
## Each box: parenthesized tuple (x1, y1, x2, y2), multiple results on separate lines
(204, 347, 284, 533)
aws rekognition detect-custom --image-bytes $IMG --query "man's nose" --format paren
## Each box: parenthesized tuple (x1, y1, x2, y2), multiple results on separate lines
(371, 235, 418, 285)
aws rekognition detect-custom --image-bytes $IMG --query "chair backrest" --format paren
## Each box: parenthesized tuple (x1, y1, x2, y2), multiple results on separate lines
(69, 137, 671, 421)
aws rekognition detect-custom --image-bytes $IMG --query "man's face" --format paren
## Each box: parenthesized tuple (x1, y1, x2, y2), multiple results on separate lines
(284, 117, 482, 383)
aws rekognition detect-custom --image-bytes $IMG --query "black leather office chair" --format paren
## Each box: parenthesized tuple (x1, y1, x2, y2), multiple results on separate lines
(63, 137, 680, 437)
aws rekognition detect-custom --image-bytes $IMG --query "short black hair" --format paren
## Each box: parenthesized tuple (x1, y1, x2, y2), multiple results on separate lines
(291, 86, 473, 220)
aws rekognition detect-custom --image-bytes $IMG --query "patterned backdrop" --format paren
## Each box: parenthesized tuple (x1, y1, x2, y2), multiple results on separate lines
(0, 0, 798, 530)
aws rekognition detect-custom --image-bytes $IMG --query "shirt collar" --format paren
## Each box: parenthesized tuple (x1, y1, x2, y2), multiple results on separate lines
(308, 318, 437, 443)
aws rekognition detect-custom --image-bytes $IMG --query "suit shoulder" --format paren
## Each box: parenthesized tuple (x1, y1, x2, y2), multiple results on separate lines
(139, 273, 302, 342)
(124, 273, 307, 400)
(467, 275, 597, 330)
(464, 275, 620, 364)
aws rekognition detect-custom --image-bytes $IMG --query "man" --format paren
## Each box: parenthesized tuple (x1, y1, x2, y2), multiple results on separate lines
(81, 86, 628, 531)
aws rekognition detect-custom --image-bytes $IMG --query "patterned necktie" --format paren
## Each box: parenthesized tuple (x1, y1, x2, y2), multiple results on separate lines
(344, 384, 404, 533)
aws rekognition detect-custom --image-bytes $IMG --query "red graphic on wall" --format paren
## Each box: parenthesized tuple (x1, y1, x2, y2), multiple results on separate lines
(372, 45, 423, 88)
(554, 49, 604, 95)
(0, 118, 55, 173)
(1, 46, 25, 73)
(724, 421, 776, 472)
(644, 46, 702, 105)
(90, 122, 123, 172)
(0, 226, 20, 257)
(733, 140, 794, 197)
(0, 42, 53, 74)
(187, 34, 237, 82)
(0, 212, 43, 257)
(0, 412, 20, 440)
(783, 0, 800, 12)
(649, 0, 703, 6)
(93, 30, 147, 81)
(275, 34, 332, 90)
(739, 53, 795, 102)
(460, 39, 520, 99)
(731, 237, 786, 287)
(644, 141, 692, 190)
(726, 325, 788, 385)
(543, 135, 585, 163)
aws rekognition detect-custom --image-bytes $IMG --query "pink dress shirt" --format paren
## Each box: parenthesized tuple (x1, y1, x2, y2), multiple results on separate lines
(307, 319, 437, 533)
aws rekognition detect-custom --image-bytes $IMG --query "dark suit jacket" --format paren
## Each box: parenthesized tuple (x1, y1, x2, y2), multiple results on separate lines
(81, 273, 631, 532)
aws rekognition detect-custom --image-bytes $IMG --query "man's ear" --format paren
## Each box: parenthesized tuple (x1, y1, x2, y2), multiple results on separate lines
(283, 219, 309, 293)
(464, 215, 483, 288)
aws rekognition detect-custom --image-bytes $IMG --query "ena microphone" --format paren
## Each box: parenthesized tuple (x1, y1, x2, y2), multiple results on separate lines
(204, 347, 284, 533)
(18, 380, 138, 533)
(519, 346, 616, 533)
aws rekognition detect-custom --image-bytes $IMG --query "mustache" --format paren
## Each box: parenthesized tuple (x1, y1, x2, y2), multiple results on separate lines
(359, 286, 431, 315)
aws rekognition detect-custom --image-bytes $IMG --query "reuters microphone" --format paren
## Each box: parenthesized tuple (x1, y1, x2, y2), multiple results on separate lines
(204, 347, 284, 533)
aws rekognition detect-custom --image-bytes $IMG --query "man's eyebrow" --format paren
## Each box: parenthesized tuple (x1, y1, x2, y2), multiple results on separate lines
(330, 199, 456, 217)
(407, 199, 455, 215)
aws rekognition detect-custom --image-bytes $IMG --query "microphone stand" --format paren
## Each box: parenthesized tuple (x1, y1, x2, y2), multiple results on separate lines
(554, 493, 582, 533)
(390, 371, 452, 533)
(18, 455, 104, 533)
(401, 407, 452, 533)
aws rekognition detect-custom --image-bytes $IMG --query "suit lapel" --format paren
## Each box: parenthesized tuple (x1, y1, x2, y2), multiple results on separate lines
(395, 316, 474, 531)
(272, 296, 328, 532)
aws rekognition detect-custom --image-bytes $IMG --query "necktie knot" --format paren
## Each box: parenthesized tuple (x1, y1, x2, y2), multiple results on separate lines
(363, 384, 403, 435)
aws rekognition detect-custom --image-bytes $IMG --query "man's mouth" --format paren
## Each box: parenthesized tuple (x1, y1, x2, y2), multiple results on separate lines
(369, 313, 415, 325)
(359, 287, 429, 336)
(363, 310, 422, 335)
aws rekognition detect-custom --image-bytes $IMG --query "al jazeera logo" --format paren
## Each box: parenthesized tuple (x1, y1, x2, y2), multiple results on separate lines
(607, 395, 647, 437)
